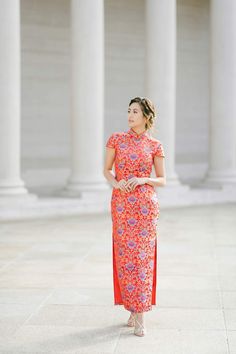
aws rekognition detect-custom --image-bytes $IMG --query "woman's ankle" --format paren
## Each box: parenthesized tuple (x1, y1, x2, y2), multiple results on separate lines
(136, 312, 144, 319)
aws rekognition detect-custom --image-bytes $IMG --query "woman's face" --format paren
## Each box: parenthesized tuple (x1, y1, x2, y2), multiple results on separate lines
(127, 102, 147, 130)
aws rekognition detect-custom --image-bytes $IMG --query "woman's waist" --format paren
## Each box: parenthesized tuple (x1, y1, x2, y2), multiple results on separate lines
(115, 174, 151, 182)
(112, 181, 155, 194)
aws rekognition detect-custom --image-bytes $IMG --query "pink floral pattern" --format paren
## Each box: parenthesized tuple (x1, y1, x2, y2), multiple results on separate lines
(106, 128, 165, 313)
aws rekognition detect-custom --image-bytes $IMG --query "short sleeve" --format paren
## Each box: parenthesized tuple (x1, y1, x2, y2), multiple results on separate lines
(154, 141, 165, 158)
(106, 133, 118, 149)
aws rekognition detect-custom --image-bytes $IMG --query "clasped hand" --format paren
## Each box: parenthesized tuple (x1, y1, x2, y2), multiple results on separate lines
(115, 177, 147, 192)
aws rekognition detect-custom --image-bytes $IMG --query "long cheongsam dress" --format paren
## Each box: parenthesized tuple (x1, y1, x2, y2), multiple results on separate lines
(106, 128, 165, 313)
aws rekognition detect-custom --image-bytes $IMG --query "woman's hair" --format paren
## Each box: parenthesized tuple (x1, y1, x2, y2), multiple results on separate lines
(128, 96, 157, 133)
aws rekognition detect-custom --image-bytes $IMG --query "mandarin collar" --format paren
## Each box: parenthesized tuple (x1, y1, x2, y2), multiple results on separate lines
(128, 128, 149, 138)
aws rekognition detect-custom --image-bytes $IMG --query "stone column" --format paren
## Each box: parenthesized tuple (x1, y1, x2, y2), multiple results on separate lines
(0, 0, 28, 195)
(65, 0, 108, 196)
(145, 0, 181, 186)
(204, 0, 236, 186)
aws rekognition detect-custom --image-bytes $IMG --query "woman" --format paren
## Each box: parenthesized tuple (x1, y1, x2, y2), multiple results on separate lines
(103, 97, 166, 336)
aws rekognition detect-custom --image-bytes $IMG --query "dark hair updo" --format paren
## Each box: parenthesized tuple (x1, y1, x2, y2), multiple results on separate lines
(128, 96, 157, 133)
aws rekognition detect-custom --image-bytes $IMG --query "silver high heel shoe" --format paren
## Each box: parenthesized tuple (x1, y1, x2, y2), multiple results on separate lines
(127, 311, 135, 327)
(134, 315, 146, 336)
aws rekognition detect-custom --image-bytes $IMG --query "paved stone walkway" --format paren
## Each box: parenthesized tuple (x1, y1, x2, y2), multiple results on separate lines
(0, 203, 235, 353)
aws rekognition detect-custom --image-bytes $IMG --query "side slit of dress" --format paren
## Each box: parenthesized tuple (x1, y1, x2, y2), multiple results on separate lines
(113, 229, 158, 307)
(151, 236, 157, 305)
(113, 233, 123, 304)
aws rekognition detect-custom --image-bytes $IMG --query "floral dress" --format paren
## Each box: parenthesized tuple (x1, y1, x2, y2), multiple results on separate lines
(106, 128, 165, 313)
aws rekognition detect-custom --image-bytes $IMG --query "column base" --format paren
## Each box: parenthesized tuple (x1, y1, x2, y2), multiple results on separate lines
(156, 183, 190, 207)
(165, 171, 183, 186)
(201, 170, 236, 188)
(0, 186, 28, 196)
(0, 179, 31, 196)
(0, 193, 38, 208)
(60, 180, 110, 198)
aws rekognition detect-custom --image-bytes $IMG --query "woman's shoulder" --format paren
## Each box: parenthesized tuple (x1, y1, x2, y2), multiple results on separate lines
(147, 135, 163, 144)
(148, 136, 165, 157)
(106, 131, 125, 148)
(111, 131, 125, 136)
(108, 131, 127, 140)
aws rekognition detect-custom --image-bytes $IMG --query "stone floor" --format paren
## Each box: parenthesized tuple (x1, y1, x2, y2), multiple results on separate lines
(0, 202, 235, 354)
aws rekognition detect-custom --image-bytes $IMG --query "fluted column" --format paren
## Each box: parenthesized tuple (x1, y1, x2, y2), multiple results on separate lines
(65, 0, 108, 196)
(0, 0, 28, 195)
(145, 0, 181, 186)
(204, 0, 236, 185)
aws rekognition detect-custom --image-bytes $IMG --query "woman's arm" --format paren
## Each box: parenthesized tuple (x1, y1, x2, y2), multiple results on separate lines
(145, 155, 166, 187)
(103, 147, 119, 188)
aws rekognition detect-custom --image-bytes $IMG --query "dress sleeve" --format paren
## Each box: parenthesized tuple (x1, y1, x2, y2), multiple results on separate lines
(106, 133, 117, 149)
(153, 141, 165, 158)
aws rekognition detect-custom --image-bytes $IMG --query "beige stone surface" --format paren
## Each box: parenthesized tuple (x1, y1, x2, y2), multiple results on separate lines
(0, 203, 235, 353)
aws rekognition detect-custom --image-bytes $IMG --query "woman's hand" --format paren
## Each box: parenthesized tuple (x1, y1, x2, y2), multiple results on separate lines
(125, 177, 147, 192)
(115, 179, 130, 192)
